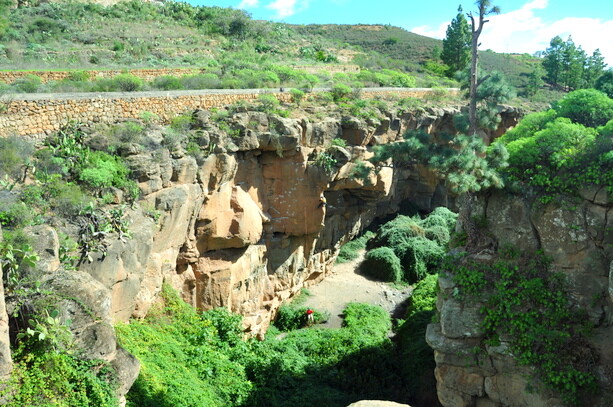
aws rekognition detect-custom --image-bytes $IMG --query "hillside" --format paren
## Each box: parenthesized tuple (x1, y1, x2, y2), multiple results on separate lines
(0, 0, 541, 94)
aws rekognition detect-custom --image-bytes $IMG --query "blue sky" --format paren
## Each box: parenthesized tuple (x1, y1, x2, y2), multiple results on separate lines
(187, 0, 613, 64)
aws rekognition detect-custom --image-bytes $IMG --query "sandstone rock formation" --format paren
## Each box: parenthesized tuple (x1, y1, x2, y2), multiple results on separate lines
(428, 189, 613, 407)
(1, 104, 520, 397)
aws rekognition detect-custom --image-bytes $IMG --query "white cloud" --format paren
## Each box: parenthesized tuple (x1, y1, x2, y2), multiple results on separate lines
(266, 0, 305, 19)
(238, 0, 259, 8)
(411, 0, 613, 65)
(411, 22, 447, 39)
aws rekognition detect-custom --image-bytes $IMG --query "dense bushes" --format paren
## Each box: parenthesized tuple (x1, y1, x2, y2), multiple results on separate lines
(336, 230, 374, 263)
(494, 89, 613, 200)
(116, 285, 409, 407)
(362, 207, 457, 283)
(1, 348, 118, 407)
(362, 247, 403, 282)
(115, 286, 252, 407)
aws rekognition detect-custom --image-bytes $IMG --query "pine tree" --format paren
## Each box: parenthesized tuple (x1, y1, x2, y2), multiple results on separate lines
(559, 37, 585, 90)
(542, 36, 565, 86)
(595, 70, 613, 98)
(441, 6, 471, 78)
(583, 49, 606, 88)
(525, 65, 545, 97)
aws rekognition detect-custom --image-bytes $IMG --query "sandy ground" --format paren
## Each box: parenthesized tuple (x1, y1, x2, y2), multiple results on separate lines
(302, 251, 413, 329)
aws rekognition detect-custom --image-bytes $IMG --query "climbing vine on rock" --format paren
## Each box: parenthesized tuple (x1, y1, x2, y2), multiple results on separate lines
(447, 251, 598, 404)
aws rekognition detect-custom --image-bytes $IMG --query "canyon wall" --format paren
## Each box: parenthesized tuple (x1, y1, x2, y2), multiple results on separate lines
(0, 102, 518, 402)
(428, 189, 613, 407)
(0, 88, 459, 138)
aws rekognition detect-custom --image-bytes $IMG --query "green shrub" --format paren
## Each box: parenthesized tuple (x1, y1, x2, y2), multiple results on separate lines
(0, 202, 32, 228)
(2, 349, 118, 407)
(256, 94, 280, 113)
(77, 151, 130, 190)
(113, 73, 144, 92)
(421, 206, 458, 233)
(116, 285, 252, 407)
(181, 73, 221, 89)
(553, 89, 613, 127)
(406, 273, 438, 316)
(372, 215, 424, 251)
(67, 70, 91, 82)
(45, 177, 90, 216)
(336, 231, 374, 263)
(152, 75, 184, 90)
(395, 275, 438, 405)
(274, 305, 327, 331)
(362, 247, 403, 282)
(396, 237, 443, 284)
(12, 74, 42, 93)
(0, 136, 33, 179)
(289, 88, 305, 105)
(330, 83, 352, 102)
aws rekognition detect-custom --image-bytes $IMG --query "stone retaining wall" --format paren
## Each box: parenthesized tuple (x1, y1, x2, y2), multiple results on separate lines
(0, 68, 203, 84)
(0, 65, 360, 85)
(0, 88, 459, 138)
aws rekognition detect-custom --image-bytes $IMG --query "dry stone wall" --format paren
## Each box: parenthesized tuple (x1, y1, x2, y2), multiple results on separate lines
(0, 65, 360, 85)
(0, 88, 459, 138)
(0, 68, 202, 84)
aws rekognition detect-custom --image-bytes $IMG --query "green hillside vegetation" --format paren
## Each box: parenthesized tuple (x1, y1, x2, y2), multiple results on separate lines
(493, 88, 613, 201)
(0, 0, 547, 97)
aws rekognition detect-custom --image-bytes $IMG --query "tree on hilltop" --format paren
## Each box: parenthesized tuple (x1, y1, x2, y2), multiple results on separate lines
(542, 36, 607, 91)
(441, 5, 471, 78)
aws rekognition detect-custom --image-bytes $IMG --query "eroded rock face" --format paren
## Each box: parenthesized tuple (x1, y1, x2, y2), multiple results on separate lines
(111, 106, 489, 336)
(428, 190, 613, 407)
(0, 105, 520, 401)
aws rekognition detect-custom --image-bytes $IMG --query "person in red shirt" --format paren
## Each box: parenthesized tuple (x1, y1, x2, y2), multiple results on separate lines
(306, 308, 314, 326)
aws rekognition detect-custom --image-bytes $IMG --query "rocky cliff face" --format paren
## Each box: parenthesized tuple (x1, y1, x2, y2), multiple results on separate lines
(427, 188, 613, 407)
(1, 103, 520, 400)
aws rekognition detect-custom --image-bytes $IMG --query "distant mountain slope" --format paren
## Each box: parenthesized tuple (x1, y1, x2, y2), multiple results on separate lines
(0, 1, 539, 93)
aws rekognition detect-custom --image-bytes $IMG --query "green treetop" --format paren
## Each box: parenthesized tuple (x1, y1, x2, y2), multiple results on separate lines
(441, 5, 471, 77)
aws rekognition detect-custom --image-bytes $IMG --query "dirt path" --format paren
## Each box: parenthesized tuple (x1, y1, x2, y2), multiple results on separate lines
(302, 251, 412, 329)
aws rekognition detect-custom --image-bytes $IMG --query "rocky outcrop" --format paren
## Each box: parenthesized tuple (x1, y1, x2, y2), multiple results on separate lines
(2, 104, 520, 398)
(428, 188, 613, 407)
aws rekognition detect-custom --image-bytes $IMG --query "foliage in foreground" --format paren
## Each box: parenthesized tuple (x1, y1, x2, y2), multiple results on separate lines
(116, 285, 412, 407)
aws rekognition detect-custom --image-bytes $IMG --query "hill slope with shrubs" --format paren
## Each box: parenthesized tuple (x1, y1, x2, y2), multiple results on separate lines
(0, 0, 538, 94)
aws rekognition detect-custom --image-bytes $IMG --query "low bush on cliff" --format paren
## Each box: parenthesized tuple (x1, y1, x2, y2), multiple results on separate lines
(1, 348, 118, 407)
(494, 89, 613, 201)
(0, 295, 118, 406)
(448, 251, 598, 404)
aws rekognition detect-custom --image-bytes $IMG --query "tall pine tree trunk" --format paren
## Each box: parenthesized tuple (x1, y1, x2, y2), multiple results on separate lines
(468, 11, 485, 137)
